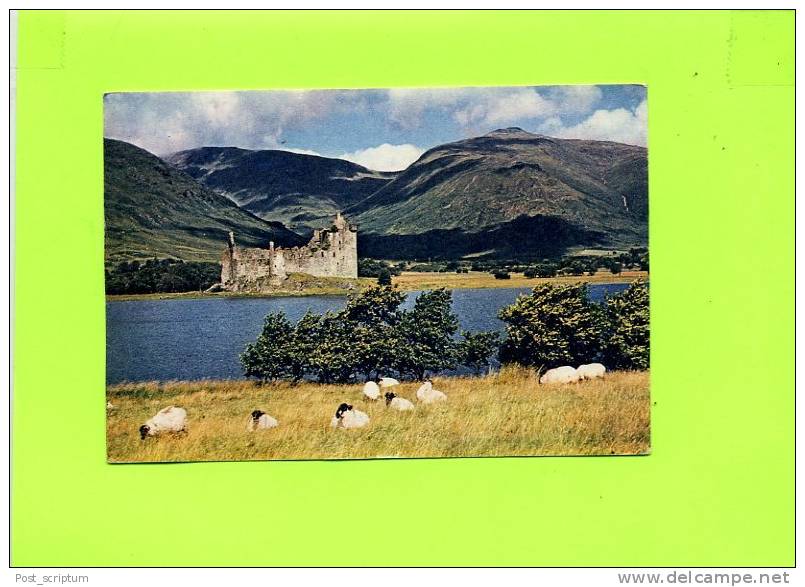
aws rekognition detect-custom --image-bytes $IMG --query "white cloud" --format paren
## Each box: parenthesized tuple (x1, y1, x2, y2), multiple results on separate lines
(338, 143, 425, 172)
(547, 85, 603, 114)
(474, 89, 556, 126)
(386, 85, 602, 132)
(386, 88, 467, 129)
(104, 90, 353, 155)
(548, 100, 647, 146)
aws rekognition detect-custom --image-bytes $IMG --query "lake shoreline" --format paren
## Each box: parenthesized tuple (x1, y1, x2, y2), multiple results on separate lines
(106, 270, 648, 302)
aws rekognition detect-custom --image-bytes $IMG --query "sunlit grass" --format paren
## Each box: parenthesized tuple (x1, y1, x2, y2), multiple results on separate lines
(392, 270, 648, 292)
(106, 366, 650, 463)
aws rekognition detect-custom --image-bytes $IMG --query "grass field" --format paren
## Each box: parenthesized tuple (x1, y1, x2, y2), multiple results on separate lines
(106, 367, 650, 462)
(105, 270, 649, 302)
(392, 270, 648, 291)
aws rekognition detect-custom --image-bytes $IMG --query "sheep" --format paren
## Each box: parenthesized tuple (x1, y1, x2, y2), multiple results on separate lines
(539, 366, 580, 385)
(577, 363, 606, 381)
(330, 403, 370, 429)
(139, 406, 187, 439)
(379, 377, 400, 388)
(247, 409, 279, 431)
(416, 379, 447, 404)
(415, 379, 433, 400)
(362, 380, 381, 400)
(384, 392, 415, 411)
(106, 401, 115, 411)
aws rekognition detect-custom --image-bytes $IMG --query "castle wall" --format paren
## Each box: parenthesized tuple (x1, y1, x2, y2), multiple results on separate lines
(221, 213, 358, 292)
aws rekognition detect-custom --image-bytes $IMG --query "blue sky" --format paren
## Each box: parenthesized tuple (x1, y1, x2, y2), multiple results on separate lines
(104, 85, 646, 171)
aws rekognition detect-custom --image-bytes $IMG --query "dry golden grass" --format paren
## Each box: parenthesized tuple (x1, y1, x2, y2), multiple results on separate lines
(392, 270, 648, 292)
(107, 367, 650, 462)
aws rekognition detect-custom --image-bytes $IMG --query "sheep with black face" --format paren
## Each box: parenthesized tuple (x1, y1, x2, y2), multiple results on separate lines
(385, 392, 415, 411)
(330, 402, 369, 429)
(247, 409, 279, 431)
(139, 406, 187, 439)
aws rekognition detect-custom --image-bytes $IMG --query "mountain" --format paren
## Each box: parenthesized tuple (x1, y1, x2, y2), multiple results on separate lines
(348, 128, 647, 259)
(104, 139, 305, 263)
(164, 147, 397, 233)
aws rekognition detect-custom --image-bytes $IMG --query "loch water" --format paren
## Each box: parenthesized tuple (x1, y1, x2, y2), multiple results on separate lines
(106, 283, 631, 384)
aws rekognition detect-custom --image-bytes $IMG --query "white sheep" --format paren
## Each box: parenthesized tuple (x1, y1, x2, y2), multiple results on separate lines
(247, 409, 279, 431)
(363, 380, 381, 400)
(577, 363, 606, 380)
(139, 406, 187, 439)
(379, 377, 400, 388)
(384, 392, 415, 411)
(539, 366, 580, 385)
(416, 380, 447, 404)
(330, 403, 370, 429)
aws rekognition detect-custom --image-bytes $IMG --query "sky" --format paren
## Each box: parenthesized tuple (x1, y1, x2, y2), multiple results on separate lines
(104, 85, 647, 172)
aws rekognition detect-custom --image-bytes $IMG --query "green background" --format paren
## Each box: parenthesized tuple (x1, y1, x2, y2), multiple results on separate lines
(14, 10, 794, 566)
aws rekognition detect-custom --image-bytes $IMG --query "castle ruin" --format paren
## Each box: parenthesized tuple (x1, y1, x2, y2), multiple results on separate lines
(221, 212, 358, 292)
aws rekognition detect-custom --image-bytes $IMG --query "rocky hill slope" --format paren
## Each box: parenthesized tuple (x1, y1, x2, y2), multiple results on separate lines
(165, 147, 396, 233)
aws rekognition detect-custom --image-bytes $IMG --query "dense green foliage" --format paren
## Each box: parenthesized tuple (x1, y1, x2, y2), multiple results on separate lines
(499, 283, 606, 369)
(377, 269, 392, 286)
(105, 259, 221, 294)
(602, 280, 650, 369)
(357, 258, 403, 278)
(241, 286, 497, 383)
(498, 281, 649, 371)
(457, 331, 501, 374)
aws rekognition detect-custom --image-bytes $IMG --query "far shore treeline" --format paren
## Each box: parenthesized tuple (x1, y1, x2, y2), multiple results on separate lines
(104, 249, 648, 296)
(240, 281, 649, 384)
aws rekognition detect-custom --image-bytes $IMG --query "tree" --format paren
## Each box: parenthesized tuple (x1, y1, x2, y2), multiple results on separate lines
(342, 286, 405, 379)
(457, 331, 500, 374)
(610, 261, 623, 275)
(240, 312, 296, 383)
(287, 312, 321, 382)
(523, 267, 537, 279)
(493, 270, 511, 280)
(306, 311, 358, 383)
(377, 268, 392, 286)
(535, 264, 558, 278)
(395, 289, 460, 380)
(498, 283, 606, 370)
(602, 280, 649, 369)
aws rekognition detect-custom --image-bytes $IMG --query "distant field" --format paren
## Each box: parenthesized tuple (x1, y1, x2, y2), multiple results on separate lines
(105, 270, 648, 301)
(106, 367, 650, 462)
(393, 270, 648, 291)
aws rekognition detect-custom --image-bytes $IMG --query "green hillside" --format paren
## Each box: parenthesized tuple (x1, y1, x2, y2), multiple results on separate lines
(348, 128, 648, 258)
(104, 139, 304, 263)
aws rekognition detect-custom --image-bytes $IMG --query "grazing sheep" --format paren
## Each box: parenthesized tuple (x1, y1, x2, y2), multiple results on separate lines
(379, 377, 400, 388)
(247, 409, 279, 431)
(330, 403, 370, 429)
(577, 363, 606, 381)
(384, 392, 415, 411)
(139, 406, 187, 439)
(539, 366, 580, 385)
(416, 380, 447, 404)
(363, 380, 381, 400)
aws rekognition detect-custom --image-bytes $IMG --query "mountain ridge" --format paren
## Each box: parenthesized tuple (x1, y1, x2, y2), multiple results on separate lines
(164, 147, 397, 233)
(104, 138, 305, 263)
